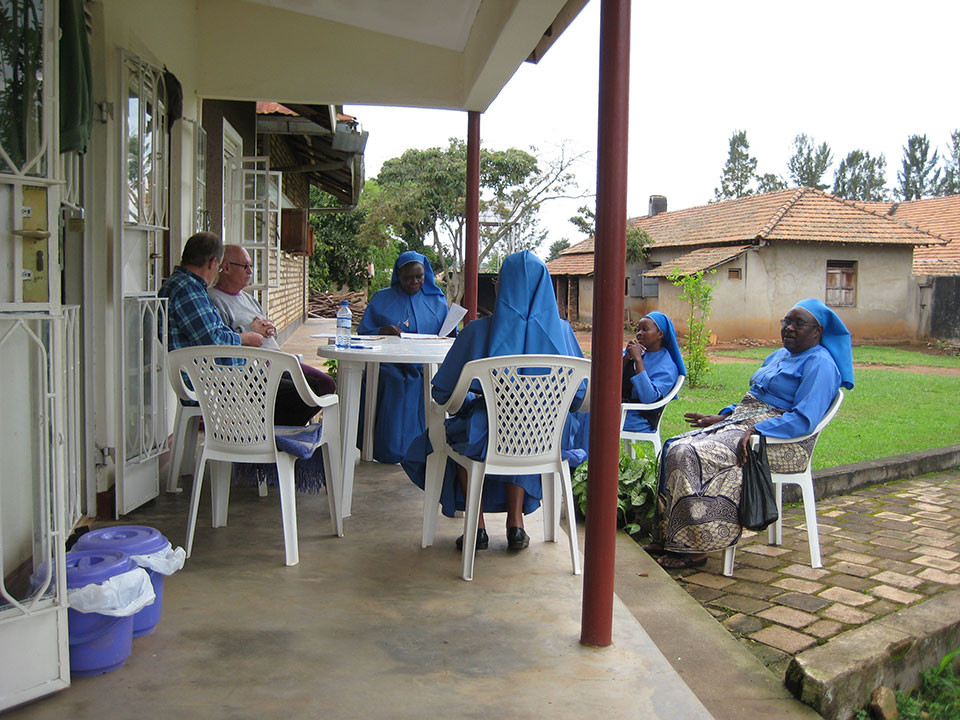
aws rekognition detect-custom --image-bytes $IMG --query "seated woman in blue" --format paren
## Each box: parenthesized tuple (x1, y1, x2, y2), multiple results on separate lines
(650, 299, 854, 569)
(357, 251, 449, 463)
(621, 311, 685, 433)
(402, 250, 587, 551)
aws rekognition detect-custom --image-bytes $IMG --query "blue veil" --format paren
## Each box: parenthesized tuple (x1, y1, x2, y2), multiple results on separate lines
(645, 311, 686, 376)
(388, 250, 446, 333)
(487, 251, 567, 357)
(795, 298, 855, 389)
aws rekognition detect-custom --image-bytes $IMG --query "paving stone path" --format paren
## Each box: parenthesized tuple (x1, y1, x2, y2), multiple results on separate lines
(665, 469, 960, 678)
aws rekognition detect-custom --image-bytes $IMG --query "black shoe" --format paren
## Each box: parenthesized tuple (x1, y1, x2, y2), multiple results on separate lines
(506, 526, 530, 550)
(456, 528, 489, 551)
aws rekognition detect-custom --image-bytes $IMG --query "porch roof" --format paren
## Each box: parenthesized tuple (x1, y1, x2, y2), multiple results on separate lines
(195, 0, 586, 112)
(642, 245, 751, 278)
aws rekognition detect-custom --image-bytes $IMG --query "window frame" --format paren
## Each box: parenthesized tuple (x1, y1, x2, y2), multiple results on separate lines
(825, 260, 857, 307)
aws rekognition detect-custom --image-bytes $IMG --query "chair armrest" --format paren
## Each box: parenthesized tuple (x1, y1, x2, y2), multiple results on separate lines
(286, 353, 338, 409)
(438, 371, 474, 415)
(750, 430, 817, 448)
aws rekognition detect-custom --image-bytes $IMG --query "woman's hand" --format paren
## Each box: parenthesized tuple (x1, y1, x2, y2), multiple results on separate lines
(379, 324, 402, 336)
(625, 338, 646, 370)
(736, 428, 755, 467)
(684, 412, 724, 428)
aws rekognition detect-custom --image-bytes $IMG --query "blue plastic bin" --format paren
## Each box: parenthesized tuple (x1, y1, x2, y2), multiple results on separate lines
(75, 526, 169, 637)
(63, 550, 138, 677)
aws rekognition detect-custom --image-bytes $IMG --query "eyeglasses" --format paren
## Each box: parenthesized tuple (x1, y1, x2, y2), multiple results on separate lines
(780, 317, 814, 330)
(226, 261, 253, 271)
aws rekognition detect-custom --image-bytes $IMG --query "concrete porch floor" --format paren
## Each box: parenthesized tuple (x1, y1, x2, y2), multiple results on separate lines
(9, 319, 821, 719)
(12, 463, 717, 720)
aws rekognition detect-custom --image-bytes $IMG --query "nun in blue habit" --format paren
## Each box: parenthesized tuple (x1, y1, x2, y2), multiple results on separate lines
(401, 250, 588, 550)
(651, 298, 853, 569)
(357, 251, 449, 463)
(621, 311, 686, 432)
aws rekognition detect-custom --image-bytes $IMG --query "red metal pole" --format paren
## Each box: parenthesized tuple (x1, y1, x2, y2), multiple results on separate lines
(581, 0, 630, 648)
(464, 111, 481, 324)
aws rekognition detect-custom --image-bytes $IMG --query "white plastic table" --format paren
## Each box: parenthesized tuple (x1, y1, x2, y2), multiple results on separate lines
(317, 337, 454, 516)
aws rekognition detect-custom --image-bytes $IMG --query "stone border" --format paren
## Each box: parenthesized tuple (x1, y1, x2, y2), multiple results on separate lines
(783, 445, 960, 504)
(784, 590, 960, 720)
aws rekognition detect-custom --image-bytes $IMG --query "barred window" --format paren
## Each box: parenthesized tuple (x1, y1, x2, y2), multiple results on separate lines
(826, 260, 856, 307)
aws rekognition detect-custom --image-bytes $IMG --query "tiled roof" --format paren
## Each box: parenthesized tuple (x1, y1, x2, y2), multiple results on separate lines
(629, 187, 945, 248)
(545, 252, 594, 276)
(854, 196, 960, 277)
(643, 246, 751, 277)
(559, 237, 595, 255)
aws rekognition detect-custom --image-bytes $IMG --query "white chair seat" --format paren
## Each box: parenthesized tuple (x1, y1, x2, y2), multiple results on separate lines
(723, 389, 845, 577)
(620, 374, 685, 457)
(168, 346, 343, 566)
(421, 354, 590, 581)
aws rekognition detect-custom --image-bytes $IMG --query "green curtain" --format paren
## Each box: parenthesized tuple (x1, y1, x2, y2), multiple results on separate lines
(59, 0, 92, 154)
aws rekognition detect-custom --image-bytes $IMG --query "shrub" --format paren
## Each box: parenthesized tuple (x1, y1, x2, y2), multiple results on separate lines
(571, 442, 658, 536)
(669, 268, 716, 388)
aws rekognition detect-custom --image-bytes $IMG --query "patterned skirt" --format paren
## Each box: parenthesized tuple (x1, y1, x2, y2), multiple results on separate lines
(655, 394, 816, 553)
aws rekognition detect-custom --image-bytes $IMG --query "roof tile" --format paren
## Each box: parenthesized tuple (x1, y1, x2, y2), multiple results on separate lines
(643, 246, 751, 277)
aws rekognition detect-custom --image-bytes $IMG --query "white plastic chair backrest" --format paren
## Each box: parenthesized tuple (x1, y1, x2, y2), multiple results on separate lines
(453, 354, 590, 473)
(168, 346, 303, 457)
(620, 373, 686, 430)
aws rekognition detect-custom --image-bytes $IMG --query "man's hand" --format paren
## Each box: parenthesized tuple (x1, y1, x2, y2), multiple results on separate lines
(251, 316, 276, 338)
(240, 331, 264, 347)
(379, 324, 402, 336)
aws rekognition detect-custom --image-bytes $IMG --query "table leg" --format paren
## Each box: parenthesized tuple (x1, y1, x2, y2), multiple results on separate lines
(337, 360, 364, 517)
(361, 362, 379, 462)
(421, 362, 444, 547)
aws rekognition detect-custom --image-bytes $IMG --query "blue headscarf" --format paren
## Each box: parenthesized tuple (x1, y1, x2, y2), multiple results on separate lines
(795, 298, 855, 389)
(390, 251, 446, 332)
(645, 311, 686, 376)
(488, 251, 567, 357)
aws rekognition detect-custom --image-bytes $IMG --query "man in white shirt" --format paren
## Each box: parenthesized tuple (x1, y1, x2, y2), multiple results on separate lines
(208, 245, 336, 423)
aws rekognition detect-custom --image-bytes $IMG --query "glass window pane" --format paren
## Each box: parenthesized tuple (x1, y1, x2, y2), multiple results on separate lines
(126, 62, 141, 223)
(142, 72, 154, 223)
(0, 0, 45, 176)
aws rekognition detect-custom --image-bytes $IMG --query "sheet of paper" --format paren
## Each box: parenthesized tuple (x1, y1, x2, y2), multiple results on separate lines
(437, 303, 466, 338)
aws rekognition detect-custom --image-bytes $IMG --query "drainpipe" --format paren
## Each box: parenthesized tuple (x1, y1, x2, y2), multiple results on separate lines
(581, 0, 630, 648)
(464, 111, 480, 323)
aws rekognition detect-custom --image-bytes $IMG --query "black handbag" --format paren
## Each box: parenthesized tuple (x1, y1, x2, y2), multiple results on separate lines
(739, 435, 778, 531)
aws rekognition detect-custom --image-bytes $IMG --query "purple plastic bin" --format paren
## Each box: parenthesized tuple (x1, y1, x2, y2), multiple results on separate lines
(63, 550, 138, 677)
(75, 526, 169, 637)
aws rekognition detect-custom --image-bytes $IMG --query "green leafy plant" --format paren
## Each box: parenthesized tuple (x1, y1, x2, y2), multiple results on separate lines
(669, 267, 716, 388)
(856, 648, 960, 720)
(571, 442, 658, 536)
(323, 358, 338, 385)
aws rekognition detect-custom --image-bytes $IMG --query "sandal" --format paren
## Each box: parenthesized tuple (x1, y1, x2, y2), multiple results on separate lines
(642, 542, 665, 556)
(657, 553, 707, 570)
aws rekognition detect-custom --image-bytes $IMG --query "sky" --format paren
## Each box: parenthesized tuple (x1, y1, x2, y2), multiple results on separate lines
(346, 0, 960, 255)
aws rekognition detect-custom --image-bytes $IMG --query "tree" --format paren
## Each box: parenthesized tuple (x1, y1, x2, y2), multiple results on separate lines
(625, 227, 652, 264)
(546, 239, 570, 262)
(896, 134, 941, 200)
(757, 172, 787, 193)
(308, 186, 371, 292)
(669, 268, 715, 388)
(713, 130, 757, 201)
(568, 204, 596, 237)
(832, 150, 888, 201)
(937, 130, 960, 197)
(787, 134, 833, 190)
(359, 140, 588, 301)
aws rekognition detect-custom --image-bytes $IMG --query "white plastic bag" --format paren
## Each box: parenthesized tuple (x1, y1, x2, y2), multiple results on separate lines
(67, 567, 156, 616)
(131, 542, 185, 575)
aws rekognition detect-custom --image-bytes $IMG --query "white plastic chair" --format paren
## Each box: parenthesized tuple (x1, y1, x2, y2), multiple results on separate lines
(620, 374, 686, 457)
(168, 346, 343, 566)
(723, 389, 845, 577)
(422, 354, 590, 581)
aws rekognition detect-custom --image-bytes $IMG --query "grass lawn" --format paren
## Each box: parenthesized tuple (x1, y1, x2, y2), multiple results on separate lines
(659, 361, 960, 469)
(714, 345, 960, 368)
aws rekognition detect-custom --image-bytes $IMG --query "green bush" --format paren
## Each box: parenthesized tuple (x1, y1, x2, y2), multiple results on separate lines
(571, 442, 658, 536)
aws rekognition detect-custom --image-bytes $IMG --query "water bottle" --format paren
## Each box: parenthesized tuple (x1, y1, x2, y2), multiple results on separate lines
(335, 301, 352, 349)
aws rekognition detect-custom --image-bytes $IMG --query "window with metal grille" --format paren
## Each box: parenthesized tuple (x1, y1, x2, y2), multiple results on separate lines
(826, 260, 857, 307)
